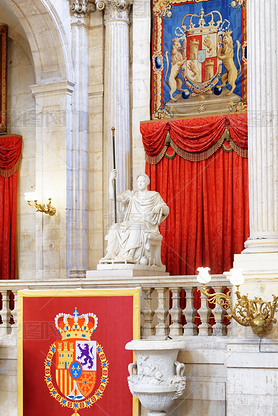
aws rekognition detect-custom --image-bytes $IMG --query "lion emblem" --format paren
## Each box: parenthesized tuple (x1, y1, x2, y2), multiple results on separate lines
(188, 61, 200, 80)
(165, 38, 187, 101)
(203, 35, 215, 57)
(218, 31, 241, 95)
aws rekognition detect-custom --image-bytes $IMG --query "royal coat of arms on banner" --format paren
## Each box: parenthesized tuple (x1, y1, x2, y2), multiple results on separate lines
(151, 0, 247, 119)
(44, 308, 109, 416)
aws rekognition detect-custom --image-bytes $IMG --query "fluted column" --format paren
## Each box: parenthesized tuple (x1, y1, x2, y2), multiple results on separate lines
(96, 0, 132, 201)
(244, 0, 278, 253)
(68, 1, 94, 277)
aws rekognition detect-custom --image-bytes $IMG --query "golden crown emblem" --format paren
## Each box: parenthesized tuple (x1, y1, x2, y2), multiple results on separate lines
(54, 308, 98, 341)
(182, 8, 223, 36)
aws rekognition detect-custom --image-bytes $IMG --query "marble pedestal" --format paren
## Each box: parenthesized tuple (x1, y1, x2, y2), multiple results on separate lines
(87, 264, 169, 279)
(226, 340, 278, 416)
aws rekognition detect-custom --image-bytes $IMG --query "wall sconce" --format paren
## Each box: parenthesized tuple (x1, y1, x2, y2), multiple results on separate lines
(24, 192, 56, 216)
(197, 267, 278, 338)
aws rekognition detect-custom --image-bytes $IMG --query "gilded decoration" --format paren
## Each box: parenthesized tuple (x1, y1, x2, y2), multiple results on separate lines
(151, 0, 247, 119)
(0, 25, 8, 133)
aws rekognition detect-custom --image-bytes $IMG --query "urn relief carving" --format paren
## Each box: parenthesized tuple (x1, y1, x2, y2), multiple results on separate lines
(125, 340, 187, 416)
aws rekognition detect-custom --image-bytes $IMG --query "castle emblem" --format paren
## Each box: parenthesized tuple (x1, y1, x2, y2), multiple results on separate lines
(45, 308, 109, 416)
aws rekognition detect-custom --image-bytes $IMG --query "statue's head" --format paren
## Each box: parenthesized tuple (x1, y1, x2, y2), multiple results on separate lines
(136, 173, 150, 190)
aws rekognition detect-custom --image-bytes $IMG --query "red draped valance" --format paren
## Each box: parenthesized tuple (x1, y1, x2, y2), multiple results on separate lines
(141, 113, 248, 163)
(0, 134, 22, 176)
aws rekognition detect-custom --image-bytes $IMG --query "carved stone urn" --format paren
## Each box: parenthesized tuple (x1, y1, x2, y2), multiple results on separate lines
(125, 340, 187, 416)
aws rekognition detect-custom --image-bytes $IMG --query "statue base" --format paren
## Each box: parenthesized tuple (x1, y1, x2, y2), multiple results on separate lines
(87, 264, 169, 278)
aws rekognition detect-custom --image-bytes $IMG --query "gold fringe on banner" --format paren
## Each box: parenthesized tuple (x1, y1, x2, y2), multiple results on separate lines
(0, 154, 22, 177)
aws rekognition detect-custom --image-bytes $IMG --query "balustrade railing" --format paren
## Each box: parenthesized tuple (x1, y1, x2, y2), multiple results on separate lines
(0, 275, 232, 339)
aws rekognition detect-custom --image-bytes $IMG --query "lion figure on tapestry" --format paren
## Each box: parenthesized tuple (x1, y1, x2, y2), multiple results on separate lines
(165, 38, 187, 101)
(218, 31, 242, 96)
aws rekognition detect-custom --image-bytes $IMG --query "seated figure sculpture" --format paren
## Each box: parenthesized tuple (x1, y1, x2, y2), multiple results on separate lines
(100, 170, 169, 266)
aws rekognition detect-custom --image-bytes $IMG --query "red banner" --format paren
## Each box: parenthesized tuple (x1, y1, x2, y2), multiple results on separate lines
(18, 289, 140, 416)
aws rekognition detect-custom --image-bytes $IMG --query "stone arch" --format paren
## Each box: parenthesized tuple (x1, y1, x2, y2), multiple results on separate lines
(1, 0, 72, 83)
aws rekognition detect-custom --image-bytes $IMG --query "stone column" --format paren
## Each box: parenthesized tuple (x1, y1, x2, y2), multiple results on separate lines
(233, 1, 278, 338)
(96, 0, 132, 200)
(67, 0, 94, 278)
(234, 1, 278, 272)
(244, 0, 278, 254)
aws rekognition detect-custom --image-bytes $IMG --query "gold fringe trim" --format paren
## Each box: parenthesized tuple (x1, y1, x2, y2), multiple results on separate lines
(170, 137, 225, 162)
(145, 146, 168, 164)
(145, 138, 248, 163)
(229, 141, 248, 158)
(0, 154, 22, 177)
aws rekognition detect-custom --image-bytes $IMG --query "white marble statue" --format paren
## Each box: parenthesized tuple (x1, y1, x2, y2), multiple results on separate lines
(100, 170, 169, 266)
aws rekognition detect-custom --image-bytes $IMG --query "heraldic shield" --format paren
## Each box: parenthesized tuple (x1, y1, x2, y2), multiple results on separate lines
(182, 8, 223, 93)
(44, 308, 109, 416)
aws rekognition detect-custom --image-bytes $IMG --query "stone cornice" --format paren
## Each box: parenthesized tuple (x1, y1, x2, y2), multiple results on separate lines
(95, 0, 133, 23)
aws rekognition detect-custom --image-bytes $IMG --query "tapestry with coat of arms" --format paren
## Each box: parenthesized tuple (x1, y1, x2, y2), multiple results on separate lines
(17, 289, 140, 416)
(151, 0, 247, 119)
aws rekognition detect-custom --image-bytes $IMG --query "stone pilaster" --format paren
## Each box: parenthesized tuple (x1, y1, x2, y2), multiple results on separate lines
(96, 0, 132, 201)
(31, 81, 74, 280)
(67, 1, 94, 278)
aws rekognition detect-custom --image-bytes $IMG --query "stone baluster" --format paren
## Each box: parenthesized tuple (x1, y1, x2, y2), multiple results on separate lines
(169, 288, 183, 337)
(0, 290, 9, 335)
(210, 286, 223, 336)
(141, 288, 155, 338)
(183, 287, 195, 336)
(11, 290, 17, 333)
(155, 288, 169, 337)
(198, 289, 210, 336)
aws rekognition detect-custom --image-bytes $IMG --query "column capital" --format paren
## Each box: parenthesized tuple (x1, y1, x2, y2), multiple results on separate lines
(95, 0, 133, 23)
(68, 0, 96, 17)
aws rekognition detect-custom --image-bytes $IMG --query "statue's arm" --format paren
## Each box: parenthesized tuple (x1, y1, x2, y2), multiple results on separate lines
(108, 169, 131, 204)
(153, 195, 169, 218)
(109, 169, 117, 200)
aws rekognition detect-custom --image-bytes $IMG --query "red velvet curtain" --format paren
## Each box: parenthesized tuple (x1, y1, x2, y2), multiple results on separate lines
(0, 135, 22, 279)
(141, 114, 249, 275)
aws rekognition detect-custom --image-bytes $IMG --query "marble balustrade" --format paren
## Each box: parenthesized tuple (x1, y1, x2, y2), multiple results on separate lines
(0, 275, 231, 339)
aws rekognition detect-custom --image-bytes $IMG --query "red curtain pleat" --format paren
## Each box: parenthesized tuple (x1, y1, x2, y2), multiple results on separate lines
(146, 147, 249, 275)
(0, 135, 22, 279)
